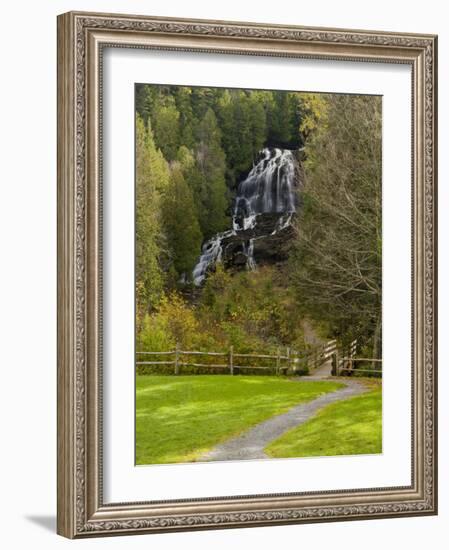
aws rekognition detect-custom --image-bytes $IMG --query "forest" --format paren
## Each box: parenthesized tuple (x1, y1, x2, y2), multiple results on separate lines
(135, 83, 382, 364)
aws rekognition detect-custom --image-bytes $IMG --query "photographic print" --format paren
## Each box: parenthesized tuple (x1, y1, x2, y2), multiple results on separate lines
(58, 12, 437, 537)
(135, 84, 382, 466)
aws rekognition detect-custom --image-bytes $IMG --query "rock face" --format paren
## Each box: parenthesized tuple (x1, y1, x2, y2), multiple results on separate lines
(192, 148, 303, 285)
(220, 213, 296, 267)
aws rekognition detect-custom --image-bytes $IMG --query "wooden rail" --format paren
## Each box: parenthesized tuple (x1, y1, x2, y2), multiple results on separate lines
(136, 340, 382, 377)
(331, 354, 382, 377)
(136, 346, 307, 375)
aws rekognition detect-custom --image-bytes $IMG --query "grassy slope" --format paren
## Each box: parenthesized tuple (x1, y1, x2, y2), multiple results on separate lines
(136, 375, 343, 465)
(265, 387, 382, 458)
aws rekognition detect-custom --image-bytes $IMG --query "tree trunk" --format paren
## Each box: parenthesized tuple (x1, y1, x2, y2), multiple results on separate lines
(372, 313, 382, 371)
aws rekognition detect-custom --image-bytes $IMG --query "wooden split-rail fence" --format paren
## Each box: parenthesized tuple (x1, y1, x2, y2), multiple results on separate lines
(332, 355, 383, 376)
(328, 338, 382, 376)
(136, 338, 382, 377)
(137, 344, 301, 376)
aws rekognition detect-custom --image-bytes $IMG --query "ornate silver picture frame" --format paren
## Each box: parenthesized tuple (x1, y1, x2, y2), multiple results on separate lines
(57, 11, 437, 538)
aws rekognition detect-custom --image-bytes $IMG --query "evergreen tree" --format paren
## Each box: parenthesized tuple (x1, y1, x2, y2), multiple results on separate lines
(216, 90, 262, 184)
(151, 95, 181, 161)
(267, 92, 299, 146)
(190, 86, 220, 119)
(215, 89, 237, 184)
(232, 92, 254, 175)
(248, 91, 268, 159)
(135, 114, 169, 316)
(195, 108, 229, 238)
(162, 165, 203, 277)
(174, 87, 197, 149)
(135, 84, 156, 125)
(176, 145, 203, 218)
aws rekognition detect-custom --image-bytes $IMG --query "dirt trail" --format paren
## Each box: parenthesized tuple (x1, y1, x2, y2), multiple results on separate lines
(198, 378, 366, 462)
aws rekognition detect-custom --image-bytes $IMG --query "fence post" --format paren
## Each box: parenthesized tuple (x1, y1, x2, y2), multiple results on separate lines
(331, 352, 336, 376)
(336, 349, 340, 377)
(349, 340, 355, 372)
(276, 347, 280, 375)
(286, 347, 291, 374)
(229, 345, 234, 375)
(174, 343, 180, 375)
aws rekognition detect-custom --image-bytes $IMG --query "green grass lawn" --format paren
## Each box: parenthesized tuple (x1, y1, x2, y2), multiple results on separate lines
(136, 375, 343, 465)
(265, 387, 382, 458)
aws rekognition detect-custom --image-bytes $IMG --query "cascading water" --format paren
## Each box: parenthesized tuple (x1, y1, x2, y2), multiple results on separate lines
(233, 148, 297, 223)
(191, 230, 233, 285)
(192, 147, 300, 286)
(243, 239, 257, 271)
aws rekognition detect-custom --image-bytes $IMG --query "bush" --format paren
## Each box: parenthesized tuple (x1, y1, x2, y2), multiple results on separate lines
(137, 311, 174, 352)
(137, 292, 200, 351)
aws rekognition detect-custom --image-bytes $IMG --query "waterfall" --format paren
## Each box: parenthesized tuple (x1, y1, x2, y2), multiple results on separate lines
(243, 239, 257, 271)
(192, 148, 299, 286)
(233, 148, 297, 224)
(191, 230, 233, 285)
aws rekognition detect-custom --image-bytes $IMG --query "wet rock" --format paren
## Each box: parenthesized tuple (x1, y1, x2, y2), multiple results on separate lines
(192, 148, 303, 285)
(220, 213, 296, 267)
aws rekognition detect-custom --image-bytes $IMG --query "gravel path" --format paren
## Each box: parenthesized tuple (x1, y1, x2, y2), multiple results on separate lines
(307, 361, 333, 379)
(198, 379, 367, 462)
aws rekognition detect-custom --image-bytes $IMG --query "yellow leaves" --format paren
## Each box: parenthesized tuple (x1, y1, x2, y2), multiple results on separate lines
(137, 292, 203, 354)
(156, 293, 199, 349)
(298, 92, 330, 138)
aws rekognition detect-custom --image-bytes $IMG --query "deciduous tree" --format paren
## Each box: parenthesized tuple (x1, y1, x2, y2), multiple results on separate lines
(290, 94, 382, 355)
